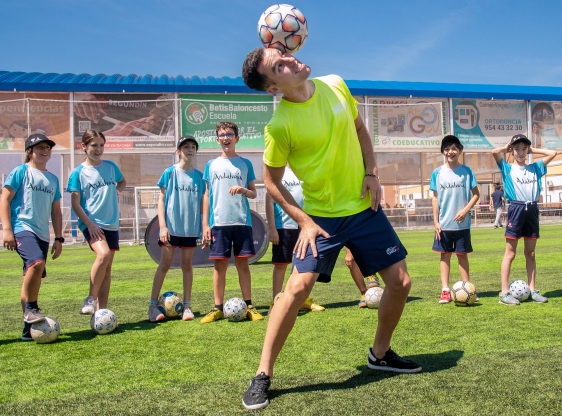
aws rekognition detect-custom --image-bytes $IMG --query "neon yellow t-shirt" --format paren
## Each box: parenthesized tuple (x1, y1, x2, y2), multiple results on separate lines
(263, 75, 370, 217)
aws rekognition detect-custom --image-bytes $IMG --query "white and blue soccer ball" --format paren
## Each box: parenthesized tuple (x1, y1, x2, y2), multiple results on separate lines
(90, 309, 118, 335)
(257, 4, 308, 54)
(365, 287, 384, 309)
(31, 316, 60, 344)
(224, 298, 248, 322)
(509, 280, 530, 302)
(158, 291, 184, 318)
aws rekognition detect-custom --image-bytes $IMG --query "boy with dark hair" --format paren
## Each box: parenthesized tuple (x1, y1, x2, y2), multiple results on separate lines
(430, 135, 480, 304)
(200, 121, 263, 323)
(492, 134, 557, 305)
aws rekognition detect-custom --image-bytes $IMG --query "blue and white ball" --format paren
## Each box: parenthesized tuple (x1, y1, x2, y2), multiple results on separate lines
(509, 280, 530, 302)
(90, 309, 118, 335)
(158, 291, 184, 318)
(224, 298, 248, 322)
(31, 316, 60, 344)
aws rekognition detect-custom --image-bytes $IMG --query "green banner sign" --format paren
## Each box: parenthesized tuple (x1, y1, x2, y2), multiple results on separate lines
(180, 94, 273, 149)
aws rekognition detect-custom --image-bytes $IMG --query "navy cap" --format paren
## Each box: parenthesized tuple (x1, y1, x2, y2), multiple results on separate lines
(25, 133, 56, 150)
(510, 134, 531, 147)
(177, 135, 199, 150)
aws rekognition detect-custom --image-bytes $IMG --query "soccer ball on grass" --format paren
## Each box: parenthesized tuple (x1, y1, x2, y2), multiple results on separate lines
(31, 316, 60, 344)
(158, 291, 184, 318)
(90, 309, 118, 335)
(451, 281, 477, 306)
(224, 298, 248, 322)
(257, 4, 308, 54)
(509, 280, 530, 302)
(365, 287, 384, 309)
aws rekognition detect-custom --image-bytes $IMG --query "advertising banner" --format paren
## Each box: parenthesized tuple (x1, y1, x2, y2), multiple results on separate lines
(0, 93, 71, 151)
(73, 93, 175, 151)
(180, 95, 273, 149)
(452, 99, 526, 149)
(369, 98, 447, 150)
(530, 101, 562, 148)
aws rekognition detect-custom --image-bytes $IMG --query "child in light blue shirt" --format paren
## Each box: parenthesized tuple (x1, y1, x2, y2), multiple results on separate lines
(430, 135, 479, 304)
(200, 122, 262, 324)
(0, 133, 63, 340)
(492, 134, 557, 305)
(148, 135, 204, 322)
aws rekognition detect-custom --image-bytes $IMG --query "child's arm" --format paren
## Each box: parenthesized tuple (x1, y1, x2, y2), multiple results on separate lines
(344, 247, 354, 270)
(229, 180, 257, 199)
(201, 183, 211, 248)
(0, 187, 16, 250)
(116, 176, 127, 192)
(70, 192, 104, 241)
(492, 143, 510, 164)
(265, 193, 279, 245)
(51, 200, 63, 259)
(454, 186, 480, 223)
(431, 190, 441, 240)
(157, 188, 170, 245)
(530, 147, 557, 166)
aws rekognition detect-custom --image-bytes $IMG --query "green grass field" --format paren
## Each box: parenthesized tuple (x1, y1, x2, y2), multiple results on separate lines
(1, 226, 562, 415)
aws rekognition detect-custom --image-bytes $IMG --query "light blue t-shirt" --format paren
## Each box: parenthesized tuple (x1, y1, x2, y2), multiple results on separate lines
(66, 160, 123, 231)
(157, 165, 204, 237)
(3, 164, 61, 242)
(430, 164, 478, 230)
(274, 168, 303, 229)
(497, 158, 546, 203)
(203, 156, 255, 228)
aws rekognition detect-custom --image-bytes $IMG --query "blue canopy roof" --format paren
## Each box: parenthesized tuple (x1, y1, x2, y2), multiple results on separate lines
(2, 70, 562, 101)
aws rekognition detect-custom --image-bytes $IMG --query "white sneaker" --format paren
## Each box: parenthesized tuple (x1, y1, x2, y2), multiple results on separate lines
(80, 295, 96, 315)
(182, 306, 194, 321)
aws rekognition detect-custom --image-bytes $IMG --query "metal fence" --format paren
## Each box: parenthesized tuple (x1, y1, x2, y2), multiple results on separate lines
(2, 202, 562, 246)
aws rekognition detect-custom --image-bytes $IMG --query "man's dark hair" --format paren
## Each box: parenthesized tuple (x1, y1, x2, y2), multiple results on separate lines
(494, 183, 501, 191)
(242, 48, 271, 91)
(440, 135, 463, 153)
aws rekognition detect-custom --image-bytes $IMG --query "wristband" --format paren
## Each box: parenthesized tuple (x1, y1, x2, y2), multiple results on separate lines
(244, 188, 248, 195)
(365, 173, 378, 179)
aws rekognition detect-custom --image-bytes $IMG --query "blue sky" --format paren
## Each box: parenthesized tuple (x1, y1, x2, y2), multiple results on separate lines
(2, 0, 561, 87)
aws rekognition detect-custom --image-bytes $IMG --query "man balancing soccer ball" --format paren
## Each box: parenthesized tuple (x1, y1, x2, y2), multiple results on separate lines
(240, 47, 421, 410)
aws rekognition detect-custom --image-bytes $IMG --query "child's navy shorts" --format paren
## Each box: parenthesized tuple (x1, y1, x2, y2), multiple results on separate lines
(209, 225, 255, 259)
(15, 231, 49, 277)
(432, 229, 472, 254)
(272, 229, 299, 264)
(158, 235, 197, 248)
(505, 201, 539, 240)
(83, 228, 120, 251)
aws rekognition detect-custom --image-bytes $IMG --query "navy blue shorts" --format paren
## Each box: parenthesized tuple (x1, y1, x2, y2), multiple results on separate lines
(209, 225, 255, 259)
(294, 206, 407, 283)
(432, 229, 472, 254)
(272, 229, 299, 264)
(158, 235, 197, 248)
(505, 201, 539, 240)
(83, 228, 120, 251)
(15, 231, 48, 278)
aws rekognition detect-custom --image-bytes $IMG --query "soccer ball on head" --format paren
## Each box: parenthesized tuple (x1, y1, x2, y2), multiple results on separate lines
(257, 4, 308, 54)
(224, 298, 248, 322)
(365, 287, 384, 309)
(451, 281, 477, 306)
(509, 280, 530, 302)
(158, 291, 184, 318)
(90, 309, 118, 335)
(31, 316, 60, 344)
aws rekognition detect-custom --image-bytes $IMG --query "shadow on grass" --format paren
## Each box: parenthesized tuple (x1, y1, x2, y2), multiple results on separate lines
(323, 296, 423, 309)
(269, 349, 463, 401)
(476, 290, 500, 299)
(543, 289, 562, 298)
